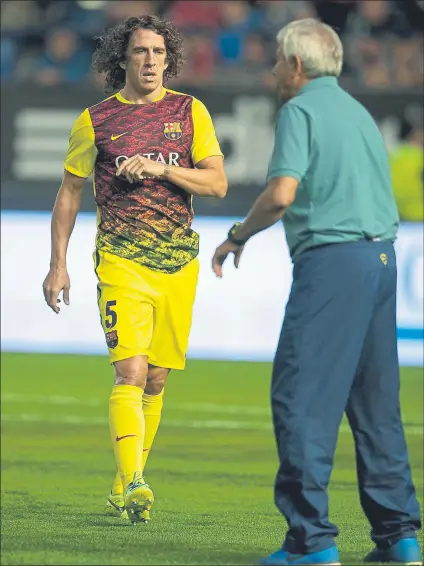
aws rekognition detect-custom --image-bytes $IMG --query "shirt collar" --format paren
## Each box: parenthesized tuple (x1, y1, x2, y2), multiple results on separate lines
(116, 87, 167, 105)
(298, 76, 339, 95)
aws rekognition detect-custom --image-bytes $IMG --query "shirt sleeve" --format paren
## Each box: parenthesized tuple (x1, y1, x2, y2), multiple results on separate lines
(64, 108, 97, 178)
(266, 104, 311, 184)
(191, 97, 223, 166)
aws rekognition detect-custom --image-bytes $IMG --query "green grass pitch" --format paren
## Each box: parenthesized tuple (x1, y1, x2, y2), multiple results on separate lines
(1, 353, 423, 565)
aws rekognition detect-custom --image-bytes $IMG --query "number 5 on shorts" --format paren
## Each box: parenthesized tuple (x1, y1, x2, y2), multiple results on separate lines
(105, 300, 117, 329)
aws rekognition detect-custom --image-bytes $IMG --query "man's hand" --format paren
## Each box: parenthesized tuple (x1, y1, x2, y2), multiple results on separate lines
(43, 266, 71, 314)
(212, 239, 244, 278)
(116, 154, 165, 183)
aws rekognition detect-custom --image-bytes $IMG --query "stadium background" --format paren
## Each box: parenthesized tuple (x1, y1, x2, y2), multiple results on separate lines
(1, 1, 423, 565)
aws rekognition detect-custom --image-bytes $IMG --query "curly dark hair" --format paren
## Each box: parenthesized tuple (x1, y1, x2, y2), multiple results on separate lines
(92, 15, 185, 94)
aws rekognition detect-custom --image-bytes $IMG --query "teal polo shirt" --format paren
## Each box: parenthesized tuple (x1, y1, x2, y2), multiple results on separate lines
(267, 77, 399, 259)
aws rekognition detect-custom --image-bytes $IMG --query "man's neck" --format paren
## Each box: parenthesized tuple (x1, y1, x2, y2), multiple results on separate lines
(120, 83, 164, 104)
(297, 77, 311, 91)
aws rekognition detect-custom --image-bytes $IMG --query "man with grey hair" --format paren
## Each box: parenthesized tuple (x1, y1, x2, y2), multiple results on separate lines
(212, 18, 421, 566)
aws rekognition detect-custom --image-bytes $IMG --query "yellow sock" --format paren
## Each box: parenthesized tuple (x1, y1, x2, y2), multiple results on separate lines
(110, 470, 123, 496)
(142, 389, 164, 471)
(109, 389, 164, 495)
(109, 384, 145, 490)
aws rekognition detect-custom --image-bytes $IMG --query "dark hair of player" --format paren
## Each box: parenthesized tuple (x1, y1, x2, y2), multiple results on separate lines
(92, 15, 185, 93)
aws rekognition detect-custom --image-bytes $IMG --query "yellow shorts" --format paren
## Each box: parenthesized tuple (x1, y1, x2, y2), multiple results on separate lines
(94, 250, 199, 369)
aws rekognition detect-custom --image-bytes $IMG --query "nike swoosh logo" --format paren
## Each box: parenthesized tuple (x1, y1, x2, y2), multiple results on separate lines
(111, 132, 128, 141)
(115, 434, 137, 442)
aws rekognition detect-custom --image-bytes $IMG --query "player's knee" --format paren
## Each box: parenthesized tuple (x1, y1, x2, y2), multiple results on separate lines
(144, 380, 165, 395)
(113, 356, 148, 389)
(145, 366, 170, 395)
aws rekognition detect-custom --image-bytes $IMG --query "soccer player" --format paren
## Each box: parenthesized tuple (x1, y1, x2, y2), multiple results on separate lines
(42, 15, 226, 524)
(212, 19, 421, 566)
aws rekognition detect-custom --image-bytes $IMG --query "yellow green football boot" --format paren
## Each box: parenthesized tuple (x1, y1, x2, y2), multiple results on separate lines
(124, 472, 154, 525)
(105, 492, 128, 519)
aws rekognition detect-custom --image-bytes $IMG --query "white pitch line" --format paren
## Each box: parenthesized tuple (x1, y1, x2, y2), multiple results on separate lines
(1, 413, 423, 435)
(2, 394, 423, 435)
(179, 402, 270, 416)
(0, 413, 271, 431)
(1, 413, 106, 425)
(2, 392, 269, 416)
(1, 393, 101, 407)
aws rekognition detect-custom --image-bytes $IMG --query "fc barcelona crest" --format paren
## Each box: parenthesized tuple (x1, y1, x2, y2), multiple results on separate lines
(163, 122, 183, 140)
(105, 330, 118, 349)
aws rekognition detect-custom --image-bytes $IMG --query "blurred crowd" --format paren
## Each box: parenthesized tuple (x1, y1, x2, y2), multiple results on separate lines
(1, 0, 423, 90)
(1, 0, 422, 221)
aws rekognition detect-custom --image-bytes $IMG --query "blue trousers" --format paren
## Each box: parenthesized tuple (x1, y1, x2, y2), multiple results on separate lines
(271, 240, 421, 554)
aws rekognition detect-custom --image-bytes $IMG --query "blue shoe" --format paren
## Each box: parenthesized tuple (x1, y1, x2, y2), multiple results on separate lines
(261, 545, 340, 565)
(364, 537, 422, 564)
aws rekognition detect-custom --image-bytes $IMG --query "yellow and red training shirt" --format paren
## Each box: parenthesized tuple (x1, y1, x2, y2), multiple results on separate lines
(64, 88, 223, 273)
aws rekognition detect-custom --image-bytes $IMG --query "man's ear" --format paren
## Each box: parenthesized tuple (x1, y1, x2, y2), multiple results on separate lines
(290, 55, 302, 76)
(119, 61, 126, 70)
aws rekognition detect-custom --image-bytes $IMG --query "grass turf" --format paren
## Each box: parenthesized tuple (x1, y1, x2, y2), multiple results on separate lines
(1, 353, 423, 565)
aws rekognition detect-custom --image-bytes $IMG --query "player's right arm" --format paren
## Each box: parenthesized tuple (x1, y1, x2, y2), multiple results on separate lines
(43, 109, 97, 314)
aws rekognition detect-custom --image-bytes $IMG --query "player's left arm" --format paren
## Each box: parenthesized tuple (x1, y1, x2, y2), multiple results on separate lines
(212, 105, 310, 277)
(116, 98, 227, 197)
(166, 98, 226, 196)
(162, 154, 227, 197)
